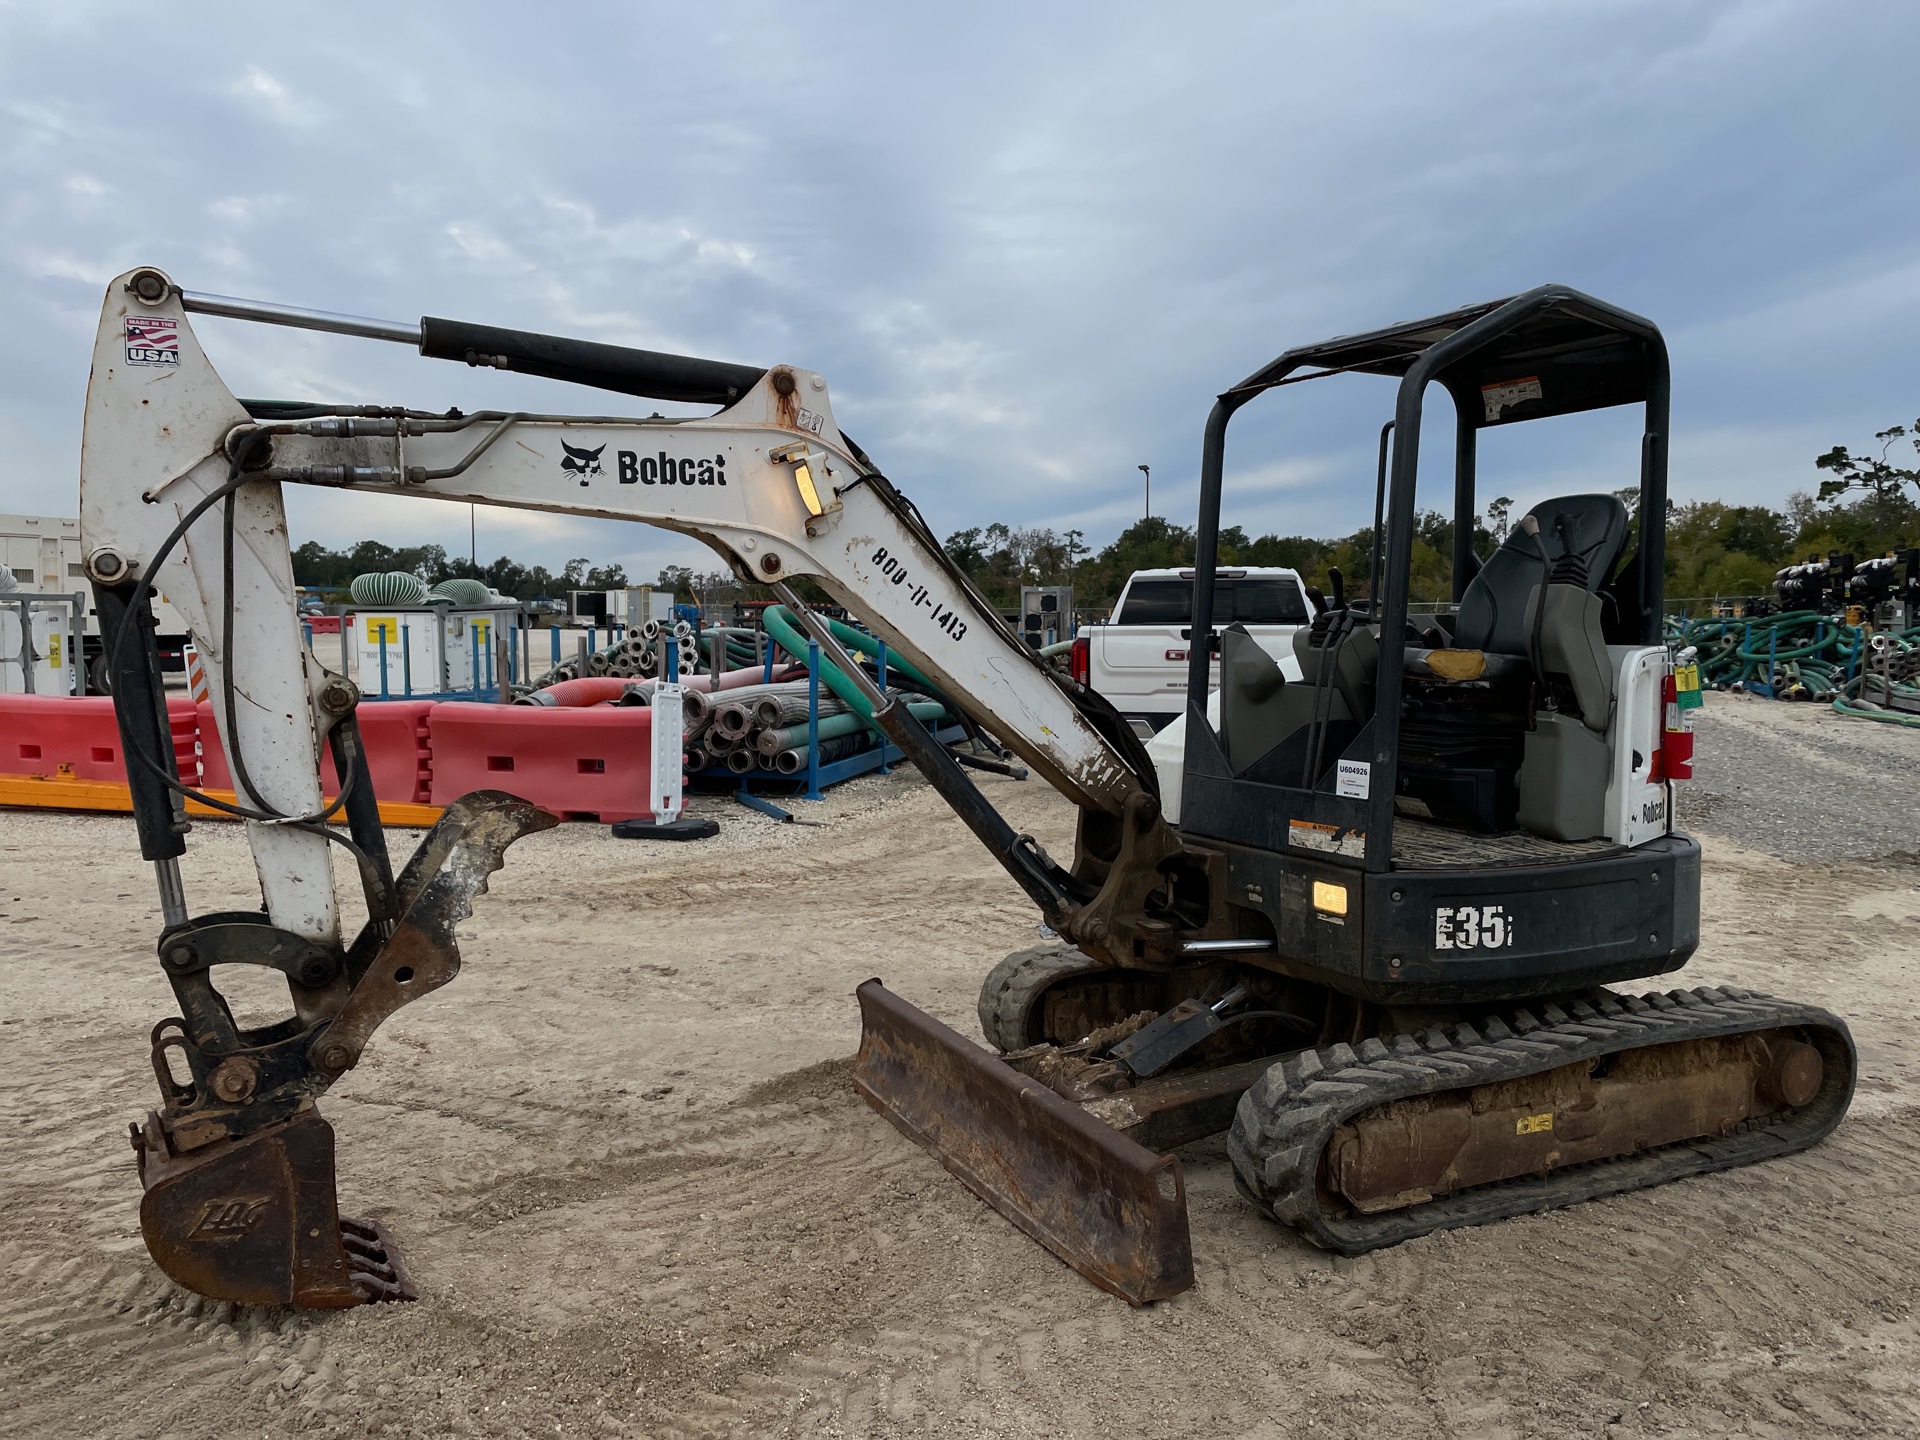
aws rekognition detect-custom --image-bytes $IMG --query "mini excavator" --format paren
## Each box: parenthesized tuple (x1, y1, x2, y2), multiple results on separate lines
(81, 269, 1853, 1307)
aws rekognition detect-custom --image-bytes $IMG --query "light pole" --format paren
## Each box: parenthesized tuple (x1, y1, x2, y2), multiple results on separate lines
(1138, 464, 1150, 523)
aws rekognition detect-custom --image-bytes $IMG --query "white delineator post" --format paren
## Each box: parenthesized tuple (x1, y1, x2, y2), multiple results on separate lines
(650, 678, 685, 825)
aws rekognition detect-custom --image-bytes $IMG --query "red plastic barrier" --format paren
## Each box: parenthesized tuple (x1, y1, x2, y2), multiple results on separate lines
(427, 702, 655, 822)
(197, 699, 435, 805)
(0, 694, 197, 782)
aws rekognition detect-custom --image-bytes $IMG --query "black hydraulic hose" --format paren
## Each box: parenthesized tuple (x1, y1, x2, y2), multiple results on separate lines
(214, 485, 382, 887)
(110, 438, 361, 842)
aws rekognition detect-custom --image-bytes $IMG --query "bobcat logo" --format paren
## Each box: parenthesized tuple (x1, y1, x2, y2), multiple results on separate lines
(189, 1196, 273, 1239)
(561, 441, 606, 485)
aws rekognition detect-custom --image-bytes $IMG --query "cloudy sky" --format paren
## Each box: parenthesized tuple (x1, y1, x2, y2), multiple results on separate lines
(4, 2, 1916, 584)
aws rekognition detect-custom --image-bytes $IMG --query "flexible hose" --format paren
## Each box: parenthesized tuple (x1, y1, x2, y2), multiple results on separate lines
(1668, 610, 1920, 717)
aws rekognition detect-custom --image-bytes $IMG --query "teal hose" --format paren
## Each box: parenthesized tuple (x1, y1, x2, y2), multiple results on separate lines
(1832, 697, 1920, 729)
(760, 606, 944, 731)
(1669, 608, 1920, 718)
(757, 700, 948, 755)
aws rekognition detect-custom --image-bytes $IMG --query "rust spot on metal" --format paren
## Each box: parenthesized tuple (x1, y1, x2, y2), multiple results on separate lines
(770, 367, 800, 430)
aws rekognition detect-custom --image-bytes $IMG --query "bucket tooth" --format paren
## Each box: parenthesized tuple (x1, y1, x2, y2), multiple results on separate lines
(852, 978, 1194, 1305)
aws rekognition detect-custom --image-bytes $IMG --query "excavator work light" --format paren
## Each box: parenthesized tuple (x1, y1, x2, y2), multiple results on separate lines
(793, 460, 826, 516)
(771, 442, 834, 518)
(1311, 880, 1348, 916)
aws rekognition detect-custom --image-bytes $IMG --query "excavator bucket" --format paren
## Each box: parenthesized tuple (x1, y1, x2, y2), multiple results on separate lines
(852, 978, 1194, 1305)
(134, 1105, 412, 1307)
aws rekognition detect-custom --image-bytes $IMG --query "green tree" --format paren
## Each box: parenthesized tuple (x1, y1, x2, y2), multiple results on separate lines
(1663, 501, 1793, 599)
(1816, 421, 1920, 508)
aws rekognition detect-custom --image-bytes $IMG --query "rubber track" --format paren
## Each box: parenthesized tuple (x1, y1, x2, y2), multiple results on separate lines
(1227, 984, 1857, 1255)
(976, 943, 1109, 1052)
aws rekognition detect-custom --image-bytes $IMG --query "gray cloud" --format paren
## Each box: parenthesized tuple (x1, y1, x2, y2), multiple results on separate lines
(3, 1, 1916, 584)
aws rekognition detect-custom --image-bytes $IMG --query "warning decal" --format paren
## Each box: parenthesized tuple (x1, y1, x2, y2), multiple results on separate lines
(1481, 375, 1542, 422)
(1288, 818, 1366, 859)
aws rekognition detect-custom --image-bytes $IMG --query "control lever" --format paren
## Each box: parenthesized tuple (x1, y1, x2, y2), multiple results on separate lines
(1107, 985, 1310, 1079)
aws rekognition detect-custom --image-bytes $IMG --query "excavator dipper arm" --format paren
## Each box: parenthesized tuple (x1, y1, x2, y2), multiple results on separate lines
(79, 267, 1205, 1307)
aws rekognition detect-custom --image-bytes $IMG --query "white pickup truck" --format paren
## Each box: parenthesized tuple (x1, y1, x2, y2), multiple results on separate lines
(1070, 566, 1318, 737)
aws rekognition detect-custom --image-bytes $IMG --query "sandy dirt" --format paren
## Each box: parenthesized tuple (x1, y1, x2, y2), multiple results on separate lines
(3, 703, 1919, 1439)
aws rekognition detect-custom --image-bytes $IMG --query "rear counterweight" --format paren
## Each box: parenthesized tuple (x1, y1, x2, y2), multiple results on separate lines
(1222, 834, 1700, 1005)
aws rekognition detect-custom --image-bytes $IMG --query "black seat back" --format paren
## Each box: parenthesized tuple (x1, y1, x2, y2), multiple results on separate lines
(1452, 494, 1629, 655)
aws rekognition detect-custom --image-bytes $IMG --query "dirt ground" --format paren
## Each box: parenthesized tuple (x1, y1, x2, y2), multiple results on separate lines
(3, 696, 1919, 1439)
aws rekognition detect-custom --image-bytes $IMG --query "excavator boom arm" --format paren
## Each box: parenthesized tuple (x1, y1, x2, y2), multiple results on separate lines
(82, 271, 1144, 901)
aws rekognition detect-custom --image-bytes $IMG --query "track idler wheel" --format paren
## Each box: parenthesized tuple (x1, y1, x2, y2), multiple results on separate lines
(133, 1105, 413, 1307)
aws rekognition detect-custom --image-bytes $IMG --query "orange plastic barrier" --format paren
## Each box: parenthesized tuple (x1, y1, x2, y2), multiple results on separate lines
(197, 699, 435, 804)
(0, 695, 665, 828)
(0, 694, 197, 783)
(428, 702, 655, 822)
(0, 772, 442, 828)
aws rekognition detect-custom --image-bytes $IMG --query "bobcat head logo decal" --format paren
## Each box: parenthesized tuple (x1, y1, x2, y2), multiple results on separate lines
(561, 441, 606, 485)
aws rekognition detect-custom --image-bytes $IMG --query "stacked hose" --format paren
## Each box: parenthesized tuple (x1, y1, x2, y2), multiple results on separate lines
(677, 677, 945, 772)
(526, 623, 782, 691)
(519, 605, 969, 765)
(1667, 611, 1920, 727)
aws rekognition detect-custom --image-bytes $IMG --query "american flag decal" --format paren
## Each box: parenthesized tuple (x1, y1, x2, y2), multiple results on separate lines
(125, 316, 181, 366)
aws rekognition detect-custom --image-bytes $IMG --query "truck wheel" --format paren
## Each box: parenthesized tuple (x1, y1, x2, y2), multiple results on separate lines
(87, 653, 112, 695)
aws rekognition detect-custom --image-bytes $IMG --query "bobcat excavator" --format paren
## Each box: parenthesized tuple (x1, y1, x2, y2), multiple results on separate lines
(81, 267, 1854, 1309)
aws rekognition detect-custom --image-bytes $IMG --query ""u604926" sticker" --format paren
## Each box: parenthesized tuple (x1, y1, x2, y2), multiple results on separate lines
(1434, 903, 1514, 950)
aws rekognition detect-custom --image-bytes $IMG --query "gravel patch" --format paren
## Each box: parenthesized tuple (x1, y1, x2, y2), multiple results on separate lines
(1681, 690, 1920, 865)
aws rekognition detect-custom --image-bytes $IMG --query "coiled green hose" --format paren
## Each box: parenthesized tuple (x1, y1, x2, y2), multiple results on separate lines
(1667, 609, 1920, 719)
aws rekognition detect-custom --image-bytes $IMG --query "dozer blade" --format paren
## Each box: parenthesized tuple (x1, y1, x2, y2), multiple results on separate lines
(135, 1105, 413, 1307)
(852, 978, 1194, 1305)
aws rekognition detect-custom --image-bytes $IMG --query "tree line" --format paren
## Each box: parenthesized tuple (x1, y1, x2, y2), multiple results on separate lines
(291, 540, 627, 600)
(291, 420, 1919, 613)
(945, 420, 1920, 612)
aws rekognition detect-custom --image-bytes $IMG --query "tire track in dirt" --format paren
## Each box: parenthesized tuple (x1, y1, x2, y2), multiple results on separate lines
(0, 1245, 372, 1440)
(4, 1062, 1917, 1438)
(592, 1096, 1920, 1439)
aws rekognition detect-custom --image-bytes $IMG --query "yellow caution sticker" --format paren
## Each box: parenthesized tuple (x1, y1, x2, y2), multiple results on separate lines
(48, 634, 60, 667)
(1516, 1112, 1554, 1135)
(364, 616, 399, 645)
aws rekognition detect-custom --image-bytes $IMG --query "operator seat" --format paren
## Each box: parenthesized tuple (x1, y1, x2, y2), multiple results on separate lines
(1399, 494, 1629, 836)
(1450, 494, 1626, 731)
(1452, 494, 1628, 657)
